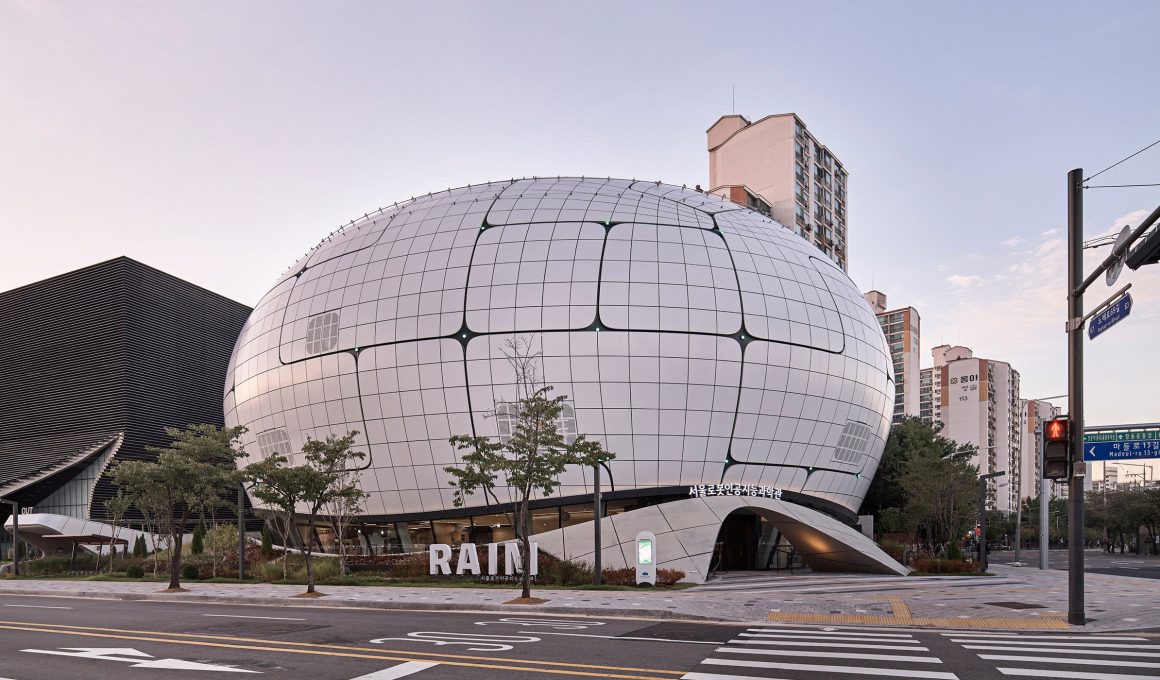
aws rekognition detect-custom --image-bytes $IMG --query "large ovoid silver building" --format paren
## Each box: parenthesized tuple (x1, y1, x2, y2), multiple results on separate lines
(224, 178, 905, 580)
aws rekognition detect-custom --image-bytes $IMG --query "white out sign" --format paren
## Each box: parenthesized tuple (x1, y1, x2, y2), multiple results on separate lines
(429, 542, 539, 576)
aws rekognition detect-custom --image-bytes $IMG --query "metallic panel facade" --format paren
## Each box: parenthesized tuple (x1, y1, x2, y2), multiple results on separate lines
(225, 178, 893, 517)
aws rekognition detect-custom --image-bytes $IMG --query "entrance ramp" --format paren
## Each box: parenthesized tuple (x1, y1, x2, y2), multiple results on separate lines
(529, 496, 908, 583)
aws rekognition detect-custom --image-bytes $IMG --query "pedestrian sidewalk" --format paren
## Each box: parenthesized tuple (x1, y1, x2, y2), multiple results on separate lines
(0, 562, 1155, 632)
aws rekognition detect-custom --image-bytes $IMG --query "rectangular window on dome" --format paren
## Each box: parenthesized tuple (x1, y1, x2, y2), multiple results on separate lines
(305, 311, 340, 355)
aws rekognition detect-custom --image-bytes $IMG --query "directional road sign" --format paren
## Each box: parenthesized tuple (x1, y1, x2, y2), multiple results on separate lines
(1083, 429, 1160, 461)
(1088, 293, 1132, 340)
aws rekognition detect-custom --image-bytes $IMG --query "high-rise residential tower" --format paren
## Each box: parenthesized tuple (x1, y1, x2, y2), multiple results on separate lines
(863, 291, 921, 422)
(708, 113, 849, 271)
(926, 345, 1022, 513)
(1020, 399, 1062, 501)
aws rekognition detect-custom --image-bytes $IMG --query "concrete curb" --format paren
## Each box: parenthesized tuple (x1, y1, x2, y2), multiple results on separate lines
(0, 587, 726, 623)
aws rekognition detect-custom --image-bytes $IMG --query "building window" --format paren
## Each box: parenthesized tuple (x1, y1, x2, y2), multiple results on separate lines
(257, 428, 293, 459)
(305, 311, 340, 355)
(833, 421, 872, 464)
(496, 402, 577, 445)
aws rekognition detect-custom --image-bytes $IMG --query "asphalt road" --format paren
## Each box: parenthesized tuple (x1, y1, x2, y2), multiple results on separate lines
(0, 593, 1155, 679)
(993, 549, 1160, 579)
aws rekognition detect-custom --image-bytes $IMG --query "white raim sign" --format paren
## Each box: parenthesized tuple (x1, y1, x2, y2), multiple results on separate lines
(688, 484, 783, 499)
(429, 542, 538, 576)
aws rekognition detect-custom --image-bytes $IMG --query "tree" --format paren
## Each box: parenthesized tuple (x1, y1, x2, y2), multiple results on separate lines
(298, 432, 367, 592)
(191, 521, 205, 556)
(103, 492, 131, 574)
(900, 445, 978, 554)
(244, 431, 366, 593)
(244, 453, 304, 580)
(861, 416, 966, 518)
(260, 525, 273, 559)
(446, 336, 615, 599)
(321, 443, 369, 575)
(111, 424, 247, 590)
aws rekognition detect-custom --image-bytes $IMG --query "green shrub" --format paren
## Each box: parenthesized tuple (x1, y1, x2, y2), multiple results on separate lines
(181, 563, 201, 580)
(133, 535, 147, 558)
(126, 564, 145, 578)
(912, 558, 981, 574)
(539, 558, 593, 586)
(944, 542, 963, 560)
(254, 560, 284, 583)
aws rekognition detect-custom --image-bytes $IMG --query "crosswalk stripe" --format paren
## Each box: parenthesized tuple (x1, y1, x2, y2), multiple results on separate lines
(729, 639, 931, 651)
(980, 654, 1160, 669)
(946, 633, 1147, 641)
(997, 668, 1160, 680)
(951, 639, 1160, 650)
(749, 628, 916, 638)
(701, 658, 959, 679)
(682, 668, 784, 673)
(962, 644, 1159, 657)
(741, 632, 922, 643)
(716, 647, 942, 663)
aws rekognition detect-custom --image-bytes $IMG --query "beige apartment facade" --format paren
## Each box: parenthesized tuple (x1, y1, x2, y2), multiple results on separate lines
(863, 291, 921, 422)
(1020, 399, 1062, 501)
(707, 113, 848, 271)
(925, 345, 1022, 513)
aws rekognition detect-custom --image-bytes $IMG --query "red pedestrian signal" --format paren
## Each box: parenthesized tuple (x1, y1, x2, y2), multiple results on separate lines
(1043, 417, 1071, 480)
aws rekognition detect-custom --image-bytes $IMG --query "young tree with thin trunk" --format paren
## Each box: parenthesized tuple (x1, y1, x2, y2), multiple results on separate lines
(298, 432, 366, 593)
(103, 492, 131, 574)
(244, 454, 304, 580)
(446, 336, 614, 599)
(245, 431, 366, 593)
(112, 424, 247, 590)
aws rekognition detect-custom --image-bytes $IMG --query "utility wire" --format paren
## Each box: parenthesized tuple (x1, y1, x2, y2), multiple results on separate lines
(1083, 138, 1160, 182)
(1083, 182, 1160, 189)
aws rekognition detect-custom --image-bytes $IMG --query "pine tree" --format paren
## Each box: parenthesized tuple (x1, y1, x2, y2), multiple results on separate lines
(191, 521, 205, 556)
(261, 525, 273, 558)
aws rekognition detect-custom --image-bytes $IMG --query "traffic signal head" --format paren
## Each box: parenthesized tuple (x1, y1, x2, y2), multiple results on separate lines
(1043, 416, 1071, 480)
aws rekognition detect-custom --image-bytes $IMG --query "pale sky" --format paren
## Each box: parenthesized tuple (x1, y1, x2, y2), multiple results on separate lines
(2, 1, 1158, 478)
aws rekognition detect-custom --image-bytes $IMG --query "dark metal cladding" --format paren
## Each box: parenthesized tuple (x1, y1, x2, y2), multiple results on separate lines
(0, 256, 254, 529)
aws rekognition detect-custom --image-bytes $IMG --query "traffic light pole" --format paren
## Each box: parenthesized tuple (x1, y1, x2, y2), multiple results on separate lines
(1066, 168, 1086, 625)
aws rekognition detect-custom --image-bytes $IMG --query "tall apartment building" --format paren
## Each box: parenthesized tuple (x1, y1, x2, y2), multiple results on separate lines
(707, 113, 849, 271)
(925, 345, 1022, 513)
(1019, 399, 1062, 501)
(863, 291, 921, 422)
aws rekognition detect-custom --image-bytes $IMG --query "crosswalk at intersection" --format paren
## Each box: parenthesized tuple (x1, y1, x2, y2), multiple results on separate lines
(943, 631, 1160, 679)
(683, 625, 958, 680)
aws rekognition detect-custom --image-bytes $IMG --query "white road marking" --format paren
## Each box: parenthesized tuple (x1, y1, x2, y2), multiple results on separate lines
(998, 669, 1160, 680)
(525, 631, 720, 645)
(716, 646, 942, 663)
(980, 655, 1160, 669)
(700, 658, 958, 678)
(203, 614, 307, 621)
(741, 632, 923, 643)
(677, 668, 779, 673)
(946, 633, 1147, 641)
(21, 647, 258, 673)
(749, 627, 916, 638)
(951, 639, 1160, 649)
(729, 639, 930, 651)
(349, 662, 439, 679)
(962, 644, 1159, 657)
(3, 604, 72, 609)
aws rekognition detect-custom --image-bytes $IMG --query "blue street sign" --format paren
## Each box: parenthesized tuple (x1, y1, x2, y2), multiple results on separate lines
(1084, 440, 1160, 461)
(1088, 293, 1132, 340)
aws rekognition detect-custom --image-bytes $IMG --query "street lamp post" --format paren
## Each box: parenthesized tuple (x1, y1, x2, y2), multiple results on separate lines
(978, 471, 1006, 571)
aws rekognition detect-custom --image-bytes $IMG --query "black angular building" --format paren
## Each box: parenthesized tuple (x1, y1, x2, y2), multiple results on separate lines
(0, 257, 251, 552)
